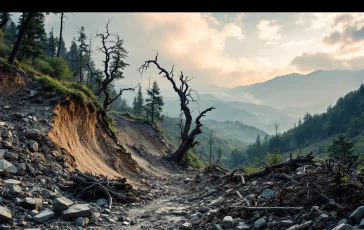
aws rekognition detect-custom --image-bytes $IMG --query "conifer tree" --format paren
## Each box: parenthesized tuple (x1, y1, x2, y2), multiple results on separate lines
(18, 12, 46, 64)
(132, 83, 144, 116)
(144, 81, 164, 123)
(76, 26, 88, 83)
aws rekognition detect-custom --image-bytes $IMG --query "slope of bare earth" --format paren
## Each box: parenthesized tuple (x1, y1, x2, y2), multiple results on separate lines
(111, 112, 178, 179)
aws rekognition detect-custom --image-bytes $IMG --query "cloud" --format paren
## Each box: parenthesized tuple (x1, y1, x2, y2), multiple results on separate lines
(256, 20, 282, 42)
(291, 52, 364, 72)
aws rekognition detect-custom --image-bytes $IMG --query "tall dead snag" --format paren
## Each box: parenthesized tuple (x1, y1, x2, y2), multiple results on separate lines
(91, 20, 135, 111)
(139, 52, 216, 162)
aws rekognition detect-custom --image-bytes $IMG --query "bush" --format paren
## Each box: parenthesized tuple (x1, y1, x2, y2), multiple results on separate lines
(48, 57, 72, 80)
(34, 59, 54, 76)
(243, 162, 261, 173)
(34, 57, 72, 81)
(182, 151, 204, 169)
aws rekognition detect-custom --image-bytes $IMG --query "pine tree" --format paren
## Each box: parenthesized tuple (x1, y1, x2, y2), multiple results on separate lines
(144, 81, 164, 123)
(67, 38, 78, 79)
(3, 18, 17, 46)
(76, 26, 88, 83)
(328, 135, 357, 162)
(132, 83, 144, 116)
(45, 28, 56, 57)
(18, 12, 46, 64)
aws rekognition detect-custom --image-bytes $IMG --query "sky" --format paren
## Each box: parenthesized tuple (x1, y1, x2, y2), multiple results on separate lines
(12, 13, 364, 100)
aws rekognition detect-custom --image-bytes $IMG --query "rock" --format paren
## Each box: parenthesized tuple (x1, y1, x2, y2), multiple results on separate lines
(26, 130, 41, 139)
(212, 224, 223, 230)
(261, 189, 275, 199)
(198, 206, 208, 213)
(27, 141, 38, 152)
(103, 209, 111, 214)
(41, 189, 55, 199)
(360, 219, 364, 228)
(317, 213, 329, 221)
(4, 152, 18, 161)
(0, 206, 12, 223)
(180, 222, 191, 229)
(3, 179, 20, 185)
(280, 220, 294, 227)
(236, 222, 250, 229)
(0, 159, 17, 174)
(338, 218, 348, 225)
(75, 217, 89, 227)
(16, 163, 26, 176)
(62, 204, 92, 220)
(246, 194, 256, 200)
(223, 216, 233, 229)
(56, 155, 66, 162)
(96, 198, 107, 206)
(21, 197, 42, 210)
(1, 131, 12, 139)
(332, 223, 353, 230)
(33, 209, 54, 223)
(350, 206, 364, 223)
(5, 184, 24, 198)
(53, 197, 73, 212)
(29, 210, 38, 216)
(0, 150, 6, 159)
(254, 218, 267, 229)
(13, 113, 24, 118)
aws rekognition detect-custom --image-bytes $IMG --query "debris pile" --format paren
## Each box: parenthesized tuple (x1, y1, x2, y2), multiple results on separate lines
(181, 153, 364, 229)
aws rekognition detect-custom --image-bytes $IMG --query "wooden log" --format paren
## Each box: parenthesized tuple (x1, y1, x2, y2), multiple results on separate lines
(243, 153, 314, 181)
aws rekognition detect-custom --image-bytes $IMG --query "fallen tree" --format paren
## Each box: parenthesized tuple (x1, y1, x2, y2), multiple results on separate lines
(65, 169, 138, 210)
(139, 52, 215, 162)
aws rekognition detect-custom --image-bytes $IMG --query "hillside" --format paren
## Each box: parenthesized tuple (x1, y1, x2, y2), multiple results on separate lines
(158, 116, 248, 167)
(238, 83, 364, 164)
(203, 120, 269, 143)
(163, 94, 296, 134)
(229, 70, 364, 116)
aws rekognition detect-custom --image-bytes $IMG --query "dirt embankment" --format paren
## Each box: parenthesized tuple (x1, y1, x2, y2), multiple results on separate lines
(0, 60, 31, 96)
(47, 98, 142, 178)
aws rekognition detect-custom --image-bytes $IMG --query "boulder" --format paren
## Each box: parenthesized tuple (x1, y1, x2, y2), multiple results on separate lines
(4, 152, 18, 161)
(21, 197, 42, 210)
(0, 160, 17, 174)
(223, 216, 233, 229)
(0, 206, 12, 223)
(62, 204, 92, 220)
(53, 197, 73, 212)
(28, 141, 38, 152)
(75, 217, 89, 227)
(33, 209, 54, 224)
(349, 206, 364, 223)
(16, 163, 26, 176)
(254, 218, 267, 229)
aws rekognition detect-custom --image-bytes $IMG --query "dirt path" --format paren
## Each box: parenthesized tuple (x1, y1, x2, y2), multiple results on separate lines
(104, 173, 195, 230)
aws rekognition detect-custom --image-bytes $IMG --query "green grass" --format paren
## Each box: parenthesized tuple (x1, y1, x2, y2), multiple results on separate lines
(36, 75, 102, 111)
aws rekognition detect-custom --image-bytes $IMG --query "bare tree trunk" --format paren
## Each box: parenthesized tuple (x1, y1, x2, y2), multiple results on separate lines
(8, 12, 34, 64)
(0, 12, 9, 30)
(139, 53, 215, 163)
(57, 12, 63, 58)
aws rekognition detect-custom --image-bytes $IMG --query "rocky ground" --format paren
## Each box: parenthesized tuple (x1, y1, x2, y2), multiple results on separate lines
(1, 79, 364, 230)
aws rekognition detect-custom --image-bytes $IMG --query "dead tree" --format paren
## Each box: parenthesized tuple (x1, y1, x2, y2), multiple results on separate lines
(90, 20, 135, 111)
(0, 12, 9, 30)
(8, 12, 35, 64)
(57, 12, 64, 58)
(139, 52, 216, 162)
